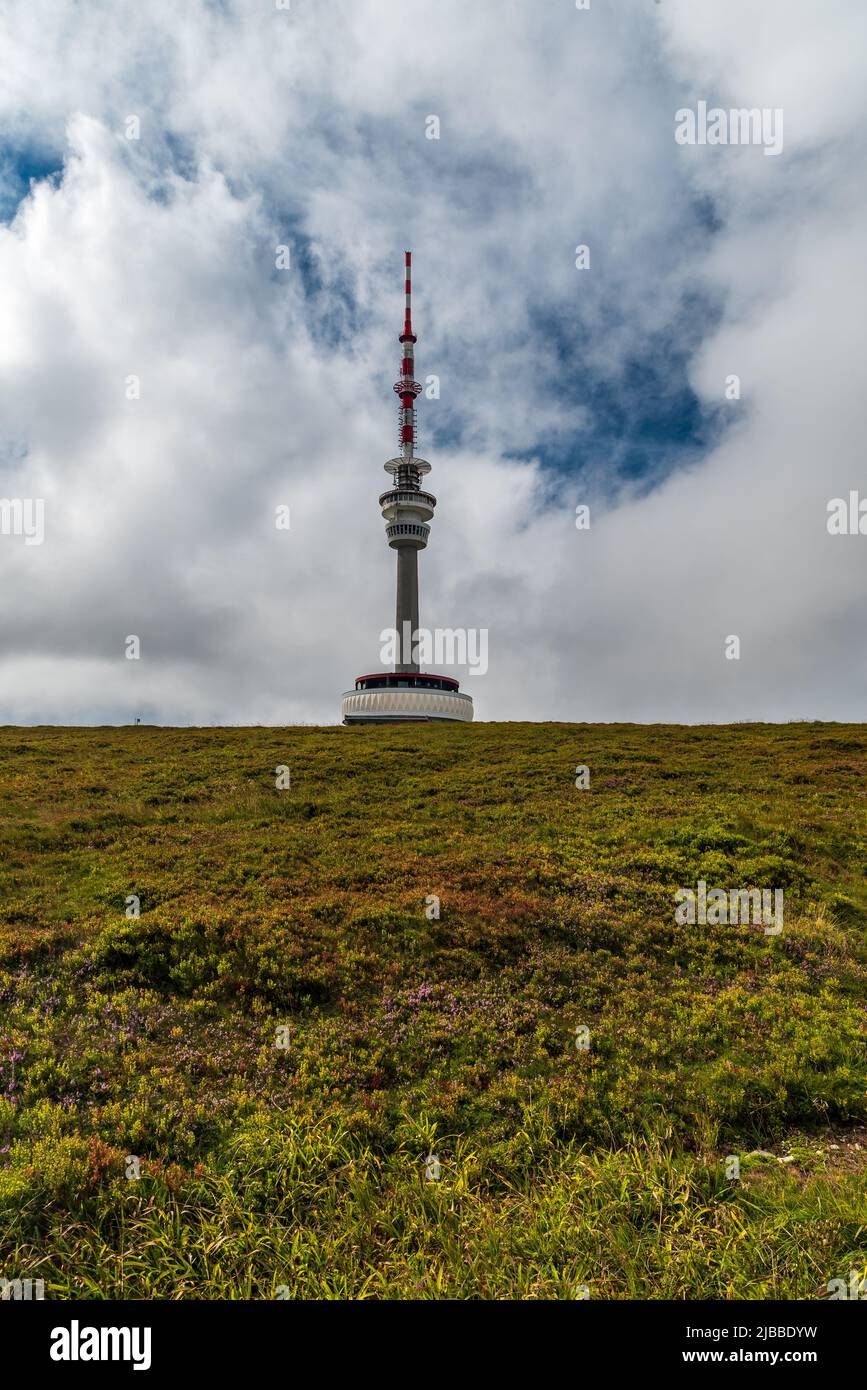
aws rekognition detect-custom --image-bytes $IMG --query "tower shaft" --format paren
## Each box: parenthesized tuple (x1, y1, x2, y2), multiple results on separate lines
(395, 547, 419, 673)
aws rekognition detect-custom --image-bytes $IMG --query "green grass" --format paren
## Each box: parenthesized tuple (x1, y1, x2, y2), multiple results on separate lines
(0, 722, 864, 1299)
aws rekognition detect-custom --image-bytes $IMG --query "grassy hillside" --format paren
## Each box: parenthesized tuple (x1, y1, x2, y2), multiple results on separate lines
(0, 722, 864, 1299)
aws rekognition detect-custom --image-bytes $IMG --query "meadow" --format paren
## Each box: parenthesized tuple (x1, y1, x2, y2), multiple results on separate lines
(0, 722, 864, 1299)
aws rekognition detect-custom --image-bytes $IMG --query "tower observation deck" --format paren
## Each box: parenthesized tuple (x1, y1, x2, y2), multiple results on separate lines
(341, 253, 473, 724)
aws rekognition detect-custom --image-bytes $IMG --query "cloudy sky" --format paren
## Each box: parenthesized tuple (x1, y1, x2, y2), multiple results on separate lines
(0, 0, 865, 724)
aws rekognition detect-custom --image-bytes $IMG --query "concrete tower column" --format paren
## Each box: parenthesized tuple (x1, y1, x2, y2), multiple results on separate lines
(395, 545, 419, 672)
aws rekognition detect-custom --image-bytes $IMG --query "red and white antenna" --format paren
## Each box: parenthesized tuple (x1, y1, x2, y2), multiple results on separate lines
(394, 250, 422, 457)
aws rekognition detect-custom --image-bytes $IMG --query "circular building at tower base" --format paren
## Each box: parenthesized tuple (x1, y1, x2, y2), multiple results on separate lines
(342, 672, 473, 724)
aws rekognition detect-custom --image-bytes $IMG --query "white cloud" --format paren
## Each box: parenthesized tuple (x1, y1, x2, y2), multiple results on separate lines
(0, 0, 864, 723)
